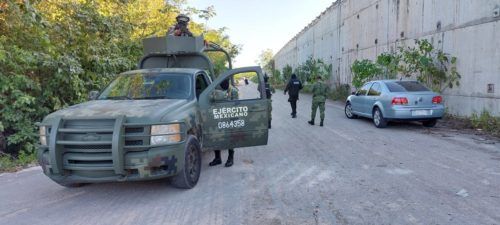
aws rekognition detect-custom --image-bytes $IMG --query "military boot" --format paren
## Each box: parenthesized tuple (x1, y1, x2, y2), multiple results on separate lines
(320, 120, 324, 127)
(209, 150, 222, 166)
(225, 150, 234, 167)
(308, 120, 315, 125)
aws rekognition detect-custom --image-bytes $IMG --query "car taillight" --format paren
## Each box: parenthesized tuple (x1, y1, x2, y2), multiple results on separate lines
(432, 96, 443, 104)
(392, 97, 408, 105)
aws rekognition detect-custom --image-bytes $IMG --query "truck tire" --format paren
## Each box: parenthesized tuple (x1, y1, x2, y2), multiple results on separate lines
(171, 135, 201, 189)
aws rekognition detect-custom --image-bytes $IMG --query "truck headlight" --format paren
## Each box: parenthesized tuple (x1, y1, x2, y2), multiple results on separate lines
(150, 124, 182, 145)
(39, 126, 47, 146)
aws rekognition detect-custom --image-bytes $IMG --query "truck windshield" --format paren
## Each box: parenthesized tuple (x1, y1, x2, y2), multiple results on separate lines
(98, 73, 192, 100)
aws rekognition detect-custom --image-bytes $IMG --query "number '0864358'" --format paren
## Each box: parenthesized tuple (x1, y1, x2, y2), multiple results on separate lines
(218, 120, 245, 129)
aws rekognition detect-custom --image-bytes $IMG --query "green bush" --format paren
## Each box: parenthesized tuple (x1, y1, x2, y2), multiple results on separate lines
(351, 39, 461, 92)
(330, 84, 351, 101)
(351, 59, 382, 88)
(471, 111, 500, 136)
(0, 153, 16, 172)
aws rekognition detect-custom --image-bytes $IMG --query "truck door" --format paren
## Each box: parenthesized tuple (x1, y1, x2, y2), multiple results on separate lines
(198, 67, 269, 150)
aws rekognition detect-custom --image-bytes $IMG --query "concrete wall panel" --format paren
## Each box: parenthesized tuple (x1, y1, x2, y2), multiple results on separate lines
(273, 0, 499, 116)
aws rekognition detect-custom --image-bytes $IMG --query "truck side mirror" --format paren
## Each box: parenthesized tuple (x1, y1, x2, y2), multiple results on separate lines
(88, 91, 99, 100)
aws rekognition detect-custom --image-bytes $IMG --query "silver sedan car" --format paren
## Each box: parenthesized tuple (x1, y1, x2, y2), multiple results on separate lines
(345, 80, 445, 128)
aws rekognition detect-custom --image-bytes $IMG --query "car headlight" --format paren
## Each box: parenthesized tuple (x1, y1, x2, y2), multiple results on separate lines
(39, 126, 47, 146)
(150, 124, 182, 145)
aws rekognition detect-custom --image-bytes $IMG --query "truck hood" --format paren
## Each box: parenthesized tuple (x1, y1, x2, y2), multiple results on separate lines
(44, 99, 190, 123)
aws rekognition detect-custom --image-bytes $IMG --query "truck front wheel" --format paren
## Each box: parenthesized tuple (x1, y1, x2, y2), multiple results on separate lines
(171, 135, 201, 189)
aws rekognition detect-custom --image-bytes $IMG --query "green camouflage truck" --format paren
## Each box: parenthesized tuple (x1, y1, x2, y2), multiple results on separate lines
(36, 35, 270, 189)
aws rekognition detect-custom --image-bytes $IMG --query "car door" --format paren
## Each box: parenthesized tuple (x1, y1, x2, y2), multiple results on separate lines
(351, 82, 371, 115)
(198, 66, 269, 151)
(365, 82, 382, 115)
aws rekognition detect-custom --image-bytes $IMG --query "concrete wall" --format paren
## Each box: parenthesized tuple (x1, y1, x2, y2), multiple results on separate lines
(274, 0, 500, 116)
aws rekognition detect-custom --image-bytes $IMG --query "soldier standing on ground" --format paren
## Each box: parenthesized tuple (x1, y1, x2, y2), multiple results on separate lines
(308, 76, 329, 127)
(209, 78, 239, 167)
(259, 74, 276, 128)
(284, 74, 303, 118)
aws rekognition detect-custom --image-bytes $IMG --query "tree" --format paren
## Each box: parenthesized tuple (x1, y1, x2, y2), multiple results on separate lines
(351, 59, 382, 88)
(282, 65, 293, 83)
(0, 0, 240, 163)
(256, 49, 274, 74)
(295, 56, 332, 83)
(399, 39, 461, 92)
(350, 39, 461, 92)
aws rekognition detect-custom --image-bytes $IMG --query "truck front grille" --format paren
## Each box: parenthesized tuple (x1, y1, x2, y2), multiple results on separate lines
(52, 118, 147, 173)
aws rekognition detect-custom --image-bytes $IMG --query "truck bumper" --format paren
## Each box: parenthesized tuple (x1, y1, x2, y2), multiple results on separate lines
(37, 116, 186, 184)
(38, 144, 184, 183)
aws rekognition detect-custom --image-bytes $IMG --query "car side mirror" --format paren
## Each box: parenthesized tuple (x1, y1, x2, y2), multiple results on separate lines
(88, 91, 99, 100)
(351, 91, 356, 95)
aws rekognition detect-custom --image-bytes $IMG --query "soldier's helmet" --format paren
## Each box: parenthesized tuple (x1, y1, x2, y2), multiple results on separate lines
(176, 14, 190, 24)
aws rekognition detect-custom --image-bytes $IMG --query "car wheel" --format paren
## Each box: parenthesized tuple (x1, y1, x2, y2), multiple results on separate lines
(345, 102, 358, 119)
(373, 107, 388, 128)
(422, 119, 437, 128)
(171, 135, 201, 189)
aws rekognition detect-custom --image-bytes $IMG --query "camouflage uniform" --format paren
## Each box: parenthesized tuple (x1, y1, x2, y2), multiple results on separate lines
(267, 84, 275, 122)
(210, 83, 239, 167)
(228, 85, 239, 101)
(258, 81, 276, 128)
(310, 80, 329, 125)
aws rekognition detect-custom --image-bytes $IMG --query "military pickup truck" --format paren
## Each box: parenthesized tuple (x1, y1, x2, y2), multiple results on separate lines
(37, 35, 270, 189)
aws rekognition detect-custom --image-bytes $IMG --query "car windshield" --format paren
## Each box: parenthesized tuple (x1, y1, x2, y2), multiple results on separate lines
(385, 81, 430, 92)
(98, 73, 192, 100)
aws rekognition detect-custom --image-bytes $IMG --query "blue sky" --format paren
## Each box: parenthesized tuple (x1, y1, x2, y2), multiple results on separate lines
(188, 0, 335, 67)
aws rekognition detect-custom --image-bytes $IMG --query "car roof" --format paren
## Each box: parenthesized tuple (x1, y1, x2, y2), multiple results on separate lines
(121, 68, 203, 75)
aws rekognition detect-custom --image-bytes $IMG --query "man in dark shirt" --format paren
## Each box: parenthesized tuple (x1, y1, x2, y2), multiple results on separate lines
(284, 74, 303, 118)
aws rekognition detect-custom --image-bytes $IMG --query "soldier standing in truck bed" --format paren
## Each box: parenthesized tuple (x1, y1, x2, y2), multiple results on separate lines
(168, 14, 193, 37)
(209, 78, 239, 167)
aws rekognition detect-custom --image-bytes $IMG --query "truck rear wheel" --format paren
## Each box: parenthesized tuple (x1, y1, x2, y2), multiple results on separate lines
(171, 135, 201, 189)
